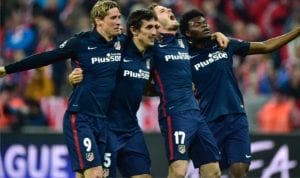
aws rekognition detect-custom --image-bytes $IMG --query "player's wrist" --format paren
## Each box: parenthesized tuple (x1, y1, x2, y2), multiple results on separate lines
(0, 66, 7, 77)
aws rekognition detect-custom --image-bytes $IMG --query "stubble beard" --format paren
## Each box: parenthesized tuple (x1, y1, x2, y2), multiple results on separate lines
(168, 21, 179, 31)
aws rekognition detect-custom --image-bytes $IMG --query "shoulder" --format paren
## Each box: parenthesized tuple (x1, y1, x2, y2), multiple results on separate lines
(66, 30, 96, 46)
(227, 37, 250, 55)
(74, 31, 90, 38)
(118, 34, 127, 41)
(228, 37, 249, 45)
(65, 32, 89, 44)
(58, 34, 83, 49)
(118, 34, 128, 46)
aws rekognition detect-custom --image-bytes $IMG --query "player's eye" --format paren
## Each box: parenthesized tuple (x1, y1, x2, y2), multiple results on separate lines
(189, 21, 202, 27)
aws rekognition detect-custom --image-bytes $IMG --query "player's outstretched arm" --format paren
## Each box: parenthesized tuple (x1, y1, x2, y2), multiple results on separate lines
(211, 32, 229, 49)
(1, 37, 78, 76)
(68, 68, 83, 85)
(2, 50, 70, 76)
(248, 27, 300, 54)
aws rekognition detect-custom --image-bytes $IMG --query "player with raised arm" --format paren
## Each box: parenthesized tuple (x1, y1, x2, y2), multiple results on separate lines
(69, 9, 158, 178)
(147, 3, 227, 178)
(0, 1, 123, 178)
(69, 4, 228, 178)
(180, 9, 300, 178)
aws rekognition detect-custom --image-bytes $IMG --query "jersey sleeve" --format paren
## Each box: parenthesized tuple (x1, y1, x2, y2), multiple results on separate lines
(228, 38, 250, 56)
(5, 37, 80, 74)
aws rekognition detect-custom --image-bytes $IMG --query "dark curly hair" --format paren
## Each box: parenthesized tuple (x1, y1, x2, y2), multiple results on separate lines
(179, 9, 205, 38)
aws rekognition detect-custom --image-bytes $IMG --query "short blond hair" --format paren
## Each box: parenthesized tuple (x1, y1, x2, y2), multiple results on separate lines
(90, 0, 120, 25)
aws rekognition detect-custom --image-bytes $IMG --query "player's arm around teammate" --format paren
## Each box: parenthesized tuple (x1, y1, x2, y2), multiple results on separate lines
(0, 1, 123, 178)
(147, 3, 230, 178)
(70, 9, 159, 178)
(179, 9, 300, 178)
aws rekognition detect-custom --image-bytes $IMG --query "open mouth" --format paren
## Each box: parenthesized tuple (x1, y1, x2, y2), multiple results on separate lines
(170, 14, 175, 20)
(203, 28, 210, 33)
(149, 37, 155, 41)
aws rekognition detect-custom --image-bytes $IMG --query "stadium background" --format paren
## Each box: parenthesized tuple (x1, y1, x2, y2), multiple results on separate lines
(0, 0, 300, 177)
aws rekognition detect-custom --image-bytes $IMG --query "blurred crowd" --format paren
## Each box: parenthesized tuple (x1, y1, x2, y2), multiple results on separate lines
(0, 0, 300, 134)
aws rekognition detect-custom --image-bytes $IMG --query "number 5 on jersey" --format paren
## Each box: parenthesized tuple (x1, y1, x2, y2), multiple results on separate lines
(103, 153, 112, 177)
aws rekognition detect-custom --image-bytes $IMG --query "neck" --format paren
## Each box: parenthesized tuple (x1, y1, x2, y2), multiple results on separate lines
(191, 37, 214, 49)
(133, 38, 146, 55)
(159, 25, 178, 35)
(96, 27, 113, 41)
(159, 29, 177, 35)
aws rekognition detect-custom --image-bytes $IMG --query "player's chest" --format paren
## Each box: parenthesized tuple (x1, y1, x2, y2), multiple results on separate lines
(76, 40, 122, 67)
(154, 48, 190, 70)
(190, 50, 231, 73)
(119, 56, 151, 81)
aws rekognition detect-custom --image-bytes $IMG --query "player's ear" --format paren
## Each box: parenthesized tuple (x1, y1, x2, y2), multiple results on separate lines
(130, 26, 139, 37)
(95, 17, 103, 26)
(185, 30, 191, 38)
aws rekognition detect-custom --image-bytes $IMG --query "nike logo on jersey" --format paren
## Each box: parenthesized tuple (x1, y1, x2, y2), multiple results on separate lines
(212, 44, 219, 48)
(59, 40, 69, 48)
(159, 44, 168, 48)
(168, 106, 175, 110)
(190, 54, 199, 59)
(245, 154, 251, 158)
(88, 46, 97, 50)
(123, 58, 133, 63)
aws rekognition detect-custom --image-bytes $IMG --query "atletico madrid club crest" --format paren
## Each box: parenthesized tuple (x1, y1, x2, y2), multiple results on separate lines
(177, 39, 185, 48)
(86, 152, 94, 162)
(146, 58, 151, 69)
(178, 145, 186, 154)
(103, 168, 110, 177)
(114, 41, 121, 50)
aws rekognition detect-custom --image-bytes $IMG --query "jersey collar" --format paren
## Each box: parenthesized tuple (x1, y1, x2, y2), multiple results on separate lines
(124, 39, 153, 59)
(91, 28, 119, 43)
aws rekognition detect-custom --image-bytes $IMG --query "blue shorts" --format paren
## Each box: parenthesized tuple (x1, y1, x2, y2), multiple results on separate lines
(63, 112, 107, 171)
(159, 110, 220, 168)
(104, 129, 151, 177)
(208, 113, 251, 170)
